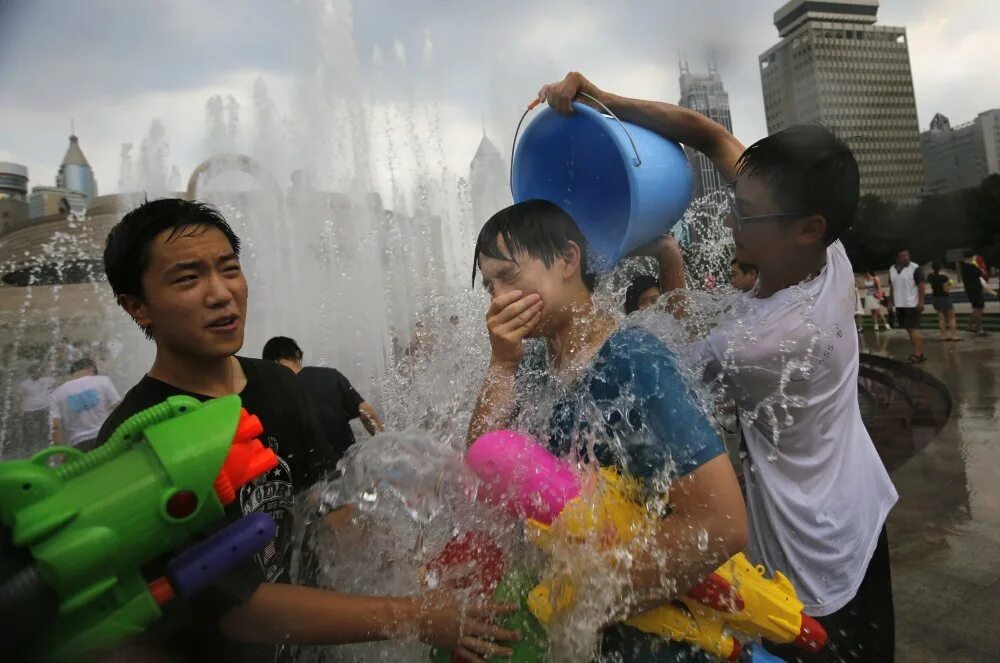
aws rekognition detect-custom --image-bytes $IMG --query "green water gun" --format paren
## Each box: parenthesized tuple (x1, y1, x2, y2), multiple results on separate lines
(0, 395, 279, 661)
(425, 532, 547, 663)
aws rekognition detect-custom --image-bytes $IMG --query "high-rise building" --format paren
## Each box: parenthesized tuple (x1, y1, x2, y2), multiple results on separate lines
(56, 133, 98, 200)
(678, 57, 733, 198)
(469, 131, 510, 225)
(0, 162, 30, 233)
(758, 0, 924, 203)
(21, 132, 99, 221)
(920, 110, 1000, 195)
(0, 162, 28, 201)
(28, 186, 88, 218)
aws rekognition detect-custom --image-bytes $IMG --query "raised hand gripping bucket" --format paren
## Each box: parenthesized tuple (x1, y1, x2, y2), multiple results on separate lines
(511, 95, 693, 269)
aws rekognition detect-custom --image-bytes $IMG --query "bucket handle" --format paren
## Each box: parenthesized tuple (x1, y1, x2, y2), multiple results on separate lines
(509, 92, 643, 195)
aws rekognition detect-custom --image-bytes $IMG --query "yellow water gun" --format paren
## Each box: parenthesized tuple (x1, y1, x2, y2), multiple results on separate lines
(466, 430, 827, 661)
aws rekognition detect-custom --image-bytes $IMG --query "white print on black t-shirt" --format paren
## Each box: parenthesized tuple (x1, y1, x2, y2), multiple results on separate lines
(239, 434, 294, 582)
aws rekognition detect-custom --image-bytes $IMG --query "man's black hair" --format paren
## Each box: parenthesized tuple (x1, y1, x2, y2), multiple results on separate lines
(932, 261, 943, 272)
(262, 336, 303, 362)
(624, 275, 659, 315)
(104, 198, 241, 300)
(736, 124, 859, 245)
(70, 357, 97, 375)
(964, 249, 975, 259)
(472, 199, 597, 292)
(897, 248, 910, 255)
(730, 258, 759, 274)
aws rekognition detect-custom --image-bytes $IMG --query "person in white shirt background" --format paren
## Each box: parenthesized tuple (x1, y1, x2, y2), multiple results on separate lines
(538, 71, 898, 662)
(49, 357, 121, 452)
(888, 248, 927, 364)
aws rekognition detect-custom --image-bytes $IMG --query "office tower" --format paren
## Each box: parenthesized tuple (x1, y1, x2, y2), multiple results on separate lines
(759, 0, 924, 203)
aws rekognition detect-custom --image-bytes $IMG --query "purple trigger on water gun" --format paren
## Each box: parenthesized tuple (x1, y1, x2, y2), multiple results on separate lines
(167, 512, 277, 596)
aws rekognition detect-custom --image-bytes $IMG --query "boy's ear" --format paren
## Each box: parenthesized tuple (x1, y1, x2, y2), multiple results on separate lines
(798, 214, 828, 246)
(561, 241, 582, 282)
(118, 294, 152, 334)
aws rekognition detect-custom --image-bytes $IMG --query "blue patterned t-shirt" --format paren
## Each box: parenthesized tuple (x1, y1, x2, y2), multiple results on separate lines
(517, 326, 725, 662)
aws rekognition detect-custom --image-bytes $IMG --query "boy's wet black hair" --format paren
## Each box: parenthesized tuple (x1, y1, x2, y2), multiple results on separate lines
(262, 336, 303, 362)
(69, 357, 97, 375)
(472, 199, 597, 292)
(104, 198, 240, 301)
(736, 124, 859, 245)
(625, 274, 660, 314)
(103, 199, 241, 340)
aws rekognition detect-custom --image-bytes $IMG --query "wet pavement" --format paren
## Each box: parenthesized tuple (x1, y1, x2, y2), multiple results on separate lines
(860, 330, 1000, 661)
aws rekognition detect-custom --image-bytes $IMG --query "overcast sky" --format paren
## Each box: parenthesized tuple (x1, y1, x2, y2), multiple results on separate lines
(0, 0, 997, 200)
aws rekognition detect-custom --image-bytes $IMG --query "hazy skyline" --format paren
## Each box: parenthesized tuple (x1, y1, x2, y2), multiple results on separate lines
(1, 0, 997, 200)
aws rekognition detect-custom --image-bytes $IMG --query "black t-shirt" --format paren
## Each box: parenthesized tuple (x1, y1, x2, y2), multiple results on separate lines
(960, 261, 985, 297)
(296, 366, 365, 461)
(95, 356, 336, 663)
(927, 273, 950, 298)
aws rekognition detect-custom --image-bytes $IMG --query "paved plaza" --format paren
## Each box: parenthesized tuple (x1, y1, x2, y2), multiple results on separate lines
(859, 331, 1000, 661)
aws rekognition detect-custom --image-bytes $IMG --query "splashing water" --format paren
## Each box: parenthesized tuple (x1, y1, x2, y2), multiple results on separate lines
(288, 183, 831, 661)
(0, 5, 834, 661)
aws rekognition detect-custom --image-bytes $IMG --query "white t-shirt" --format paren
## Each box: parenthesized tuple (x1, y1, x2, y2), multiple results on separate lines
(17, 377, 55, 412)
(889, 262, 923, 308)
(704, 241, 898, 617)
(49, 375, 121, 447)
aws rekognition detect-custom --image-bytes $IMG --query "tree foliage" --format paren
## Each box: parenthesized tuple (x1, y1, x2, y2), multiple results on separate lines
(842, 174, 1000, 271)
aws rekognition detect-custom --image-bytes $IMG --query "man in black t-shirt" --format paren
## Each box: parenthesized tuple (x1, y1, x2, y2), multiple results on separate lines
(262, 336, 385, 462)
(98, 357, 330, 586)
(97, 199, 517, 662)
(960, 250, 989, 336)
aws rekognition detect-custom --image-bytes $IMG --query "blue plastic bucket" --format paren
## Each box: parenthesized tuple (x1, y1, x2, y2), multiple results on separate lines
(511, 100, 693, 269)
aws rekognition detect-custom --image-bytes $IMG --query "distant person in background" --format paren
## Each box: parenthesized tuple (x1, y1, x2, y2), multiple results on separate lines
(11, 363, 55, 458)
(49, 358, 120, 451)
(973, 251, 989, 282)
(262, 336, 385, 462)
(863, 270, 891, 331)
(729, 258, 758, 293)
(961, 250, 989, 337)
(889, 248, 926, 363)
(624, 274, 661, 314)
(928, 262, 960, 342)
(854, 275, 867, 334)
(625, 234, 686, 315)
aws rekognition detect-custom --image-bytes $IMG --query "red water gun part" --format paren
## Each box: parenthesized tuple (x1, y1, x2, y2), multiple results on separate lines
(794, 614, 828, 653)
(213, 409, 277, 505)
(686, 572, 744, 613)
(424, 531, 505, 597)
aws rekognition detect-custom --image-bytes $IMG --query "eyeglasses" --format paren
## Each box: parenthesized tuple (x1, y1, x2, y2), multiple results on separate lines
(725, 182, 806, 232)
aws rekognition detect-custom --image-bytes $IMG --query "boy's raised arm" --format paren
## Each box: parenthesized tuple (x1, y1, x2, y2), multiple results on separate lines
(537, 72, 745, 182)
(467, 290, 543, 445)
